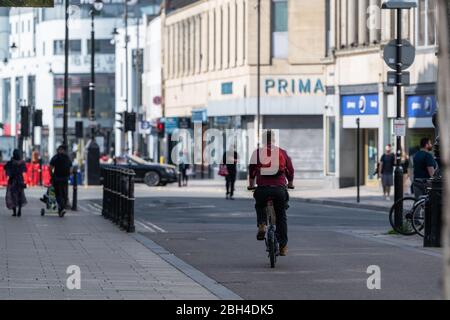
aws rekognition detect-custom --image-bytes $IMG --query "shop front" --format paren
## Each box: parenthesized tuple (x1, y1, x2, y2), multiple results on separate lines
(341, 93, 381, 186)
(406, 93, 437, 155)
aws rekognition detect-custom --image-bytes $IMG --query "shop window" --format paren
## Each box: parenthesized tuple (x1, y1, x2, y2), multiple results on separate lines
(327, 117, 336, 174)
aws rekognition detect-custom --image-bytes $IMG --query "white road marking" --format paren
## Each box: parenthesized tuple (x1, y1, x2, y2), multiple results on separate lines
(166, 205, 217, 210)
(136, 220, 156, 233)
(146, 221, 167, 233)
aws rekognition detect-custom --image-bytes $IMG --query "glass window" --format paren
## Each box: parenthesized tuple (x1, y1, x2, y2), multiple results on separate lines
(87, 39, 115, 54)
(272, 0, 288, 32)
(272, 0, 288, 59)
(53, 74, 115, 121)
(53, 40, 81, 55)
(416, 0, 437, 47)
(2, 79, 11, 124)
(327, 117, 336, 174)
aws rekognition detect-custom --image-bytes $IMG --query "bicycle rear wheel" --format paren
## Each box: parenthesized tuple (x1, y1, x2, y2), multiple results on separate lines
(267, 229, 276, 268)
(411, 200, 426, 238)
(389, 197, 417, 236)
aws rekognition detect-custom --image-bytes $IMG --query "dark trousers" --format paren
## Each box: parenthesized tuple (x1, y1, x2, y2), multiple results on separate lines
(254, 186, 289, 247)
(226, 174, 236, 196)
(179, 170, 188, 186)
(54, 181, 68, 212)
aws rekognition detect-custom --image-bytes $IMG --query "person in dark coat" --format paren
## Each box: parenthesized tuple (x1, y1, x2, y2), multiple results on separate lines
(223, 148, 238, 200)
(5, 149, 27, 217)
(50, 145, 72, 216)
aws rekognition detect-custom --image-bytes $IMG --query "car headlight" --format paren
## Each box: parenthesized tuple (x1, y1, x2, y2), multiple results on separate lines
(164, 168, 176, 174)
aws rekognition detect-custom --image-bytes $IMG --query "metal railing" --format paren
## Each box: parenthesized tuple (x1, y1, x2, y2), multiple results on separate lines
(101, 166, 135, 233)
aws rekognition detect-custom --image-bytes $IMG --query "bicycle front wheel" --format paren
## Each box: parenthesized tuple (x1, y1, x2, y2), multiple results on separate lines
(389, 197, 417, 236)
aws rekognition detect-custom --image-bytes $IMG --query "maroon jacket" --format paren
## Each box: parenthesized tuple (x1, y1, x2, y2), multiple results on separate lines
(249, 146, 294, 187)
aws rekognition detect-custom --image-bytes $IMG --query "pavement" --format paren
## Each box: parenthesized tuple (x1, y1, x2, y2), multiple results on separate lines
(0, 190, 235, 300)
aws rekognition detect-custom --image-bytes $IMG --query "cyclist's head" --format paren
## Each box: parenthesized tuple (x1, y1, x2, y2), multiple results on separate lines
(262, 130, 276, 146)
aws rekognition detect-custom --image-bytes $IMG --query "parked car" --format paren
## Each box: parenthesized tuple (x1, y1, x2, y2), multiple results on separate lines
(101, 155, 178, 187)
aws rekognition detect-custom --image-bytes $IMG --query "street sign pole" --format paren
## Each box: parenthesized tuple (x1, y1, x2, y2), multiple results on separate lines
(394, 8, 404, 231)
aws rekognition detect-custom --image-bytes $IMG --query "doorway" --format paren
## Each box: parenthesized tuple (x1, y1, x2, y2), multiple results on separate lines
(365, 129, 378, 186)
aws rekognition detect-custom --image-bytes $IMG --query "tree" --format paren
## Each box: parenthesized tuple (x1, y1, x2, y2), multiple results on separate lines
(437, 0, 450, 300)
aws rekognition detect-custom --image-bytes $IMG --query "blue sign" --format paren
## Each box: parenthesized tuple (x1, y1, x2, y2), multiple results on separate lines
(407, 95, 437, 118)
(165, 117, 179, 134)
(192, 109, 207, 123)
(341, 94, 379, 116)
(221, 82, 233, 95)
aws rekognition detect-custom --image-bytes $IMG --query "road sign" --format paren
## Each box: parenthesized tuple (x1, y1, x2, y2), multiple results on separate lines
(387, 71, 410, 86)
(383, 39, 415, 70)
(393, 118, 407, 137)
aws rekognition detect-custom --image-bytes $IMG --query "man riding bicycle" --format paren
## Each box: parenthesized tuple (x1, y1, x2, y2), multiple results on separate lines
(248, 130, 295, 257)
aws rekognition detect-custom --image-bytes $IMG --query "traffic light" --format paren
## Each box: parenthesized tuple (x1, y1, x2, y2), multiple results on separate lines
(125, 112, 136, 132)
(75, 121, 84, 138)
(21, 106, 30, 137)
(33, 110, 43, 127)
(116, 112, 125, 131)
(116, 112, 136, 132)
(156, 120, 165, 137)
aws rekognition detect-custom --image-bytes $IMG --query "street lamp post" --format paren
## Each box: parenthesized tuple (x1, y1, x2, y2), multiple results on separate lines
(63, 0, 69, 148)
(382, 0, 417, 230)
(85, 0, 104, 186)
(90, 0, 104, 130)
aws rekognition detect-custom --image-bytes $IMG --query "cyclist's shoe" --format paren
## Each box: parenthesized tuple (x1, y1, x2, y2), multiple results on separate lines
(280, 245, 288, 256)
(257, 224, 267, 241)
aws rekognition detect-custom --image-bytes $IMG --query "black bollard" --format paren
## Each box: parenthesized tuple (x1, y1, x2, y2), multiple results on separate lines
(127, 169, 135, 233)
(72, 166, 78, 211)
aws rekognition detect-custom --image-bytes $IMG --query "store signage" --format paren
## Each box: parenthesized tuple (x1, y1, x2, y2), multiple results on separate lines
(265, 78, 325, 95)
(341, 94, 379, 116)
(70, 55, 115, 73)
(407, 95, 437, 118)
(0, 0, 54, 7)
(393, 118, 406, 137)
(192, 109, 207, 124)
(165, 117, 179, 135)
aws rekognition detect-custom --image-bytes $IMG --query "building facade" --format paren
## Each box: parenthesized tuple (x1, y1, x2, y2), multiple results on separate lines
(324, 0, 438, 188)
(0, 0, 148, 161)
(161, 0, 328, 179)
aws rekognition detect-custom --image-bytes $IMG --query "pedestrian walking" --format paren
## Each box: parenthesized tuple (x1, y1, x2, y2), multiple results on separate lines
(412, 137, 436, 198)
(178, 151, 189, 187)
(49, 145, 72, 217)
(379, 144, 395, 201)
(401, 149, 411, 195)
(222, 148, 238, 200)
(5, 149, 27, 217)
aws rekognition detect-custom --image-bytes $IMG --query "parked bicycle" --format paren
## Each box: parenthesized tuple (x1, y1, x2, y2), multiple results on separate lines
(389, 180, 428, 237)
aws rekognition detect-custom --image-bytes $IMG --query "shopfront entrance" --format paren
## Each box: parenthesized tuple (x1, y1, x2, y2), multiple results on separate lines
(364, 129, 379, 186)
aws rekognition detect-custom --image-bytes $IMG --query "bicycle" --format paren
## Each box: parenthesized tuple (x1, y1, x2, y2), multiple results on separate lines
(389, 195, 426, 237)
(389, 180, 428, 237)
(248, 186, 294, 268)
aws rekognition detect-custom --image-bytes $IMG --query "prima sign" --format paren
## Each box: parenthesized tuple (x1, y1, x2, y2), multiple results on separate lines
(265, 78, 325, 95)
